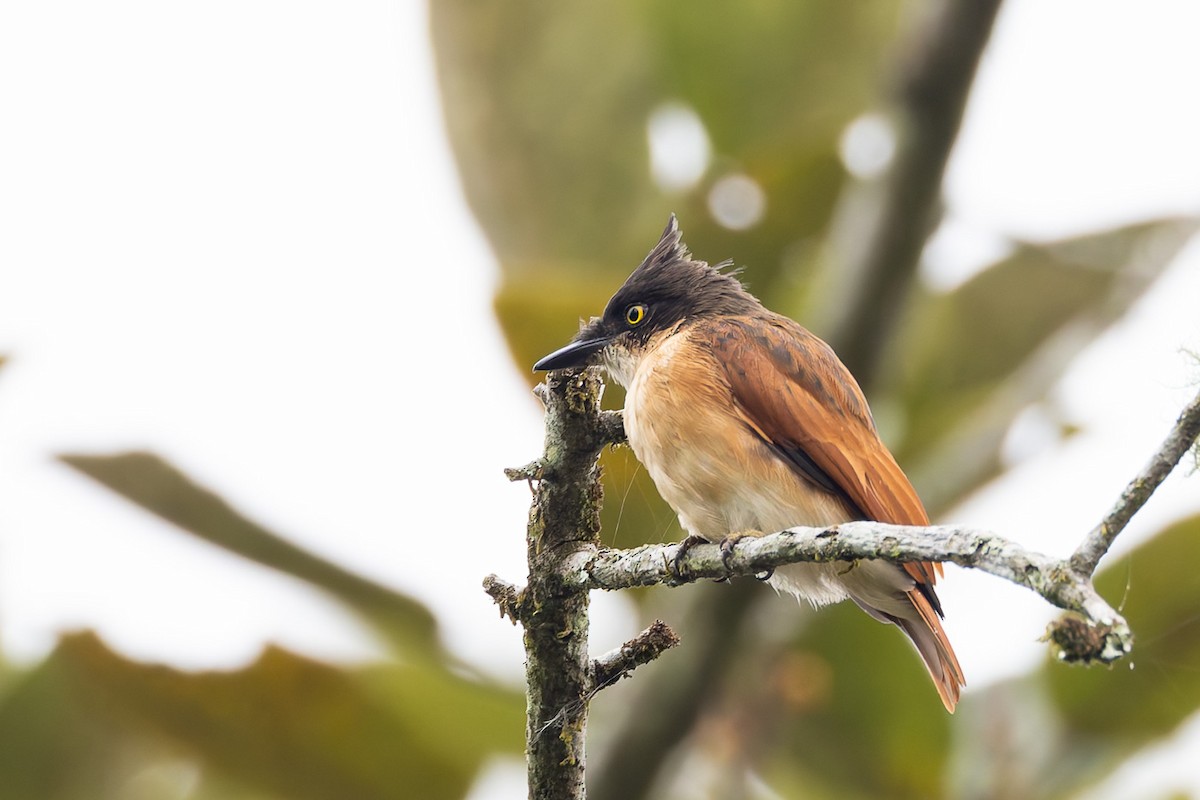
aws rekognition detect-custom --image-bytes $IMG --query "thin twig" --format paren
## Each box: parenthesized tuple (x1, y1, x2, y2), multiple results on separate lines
(482, 574, 525, 624)
(503, 459, 543, 483)
(1070, 387, 1200, 575)
(599, 409, 627, 447)
(591, 620, 681, 691)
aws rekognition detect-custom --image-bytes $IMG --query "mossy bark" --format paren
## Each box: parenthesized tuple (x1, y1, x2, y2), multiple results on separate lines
(522, 369, 608, 799)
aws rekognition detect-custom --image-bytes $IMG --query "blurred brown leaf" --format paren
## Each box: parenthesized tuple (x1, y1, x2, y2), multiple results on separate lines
(0, 632, 522, 800)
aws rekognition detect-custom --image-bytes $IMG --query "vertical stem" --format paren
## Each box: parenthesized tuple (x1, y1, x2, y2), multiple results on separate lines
(524, 369, 608, 799)
(823, 0, 1004, 384)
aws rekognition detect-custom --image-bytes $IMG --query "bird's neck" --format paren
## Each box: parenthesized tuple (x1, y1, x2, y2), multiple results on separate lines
(600, 325, 684, 389)
(599, 342, 643, 389)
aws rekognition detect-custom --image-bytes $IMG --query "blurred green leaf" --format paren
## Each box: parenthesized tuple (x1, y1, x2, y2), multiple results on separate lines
(761, 604, 952, 799)
(0, 632, 523, 800)
(595, 445, 680, 556)
(436, 5, 1200, 799)
(895, 219, 1197, 512)
(451, 2, 911, 559)
(1051, 513, 1200, 740)
(59, 452, 441, 656)
(950, 514, 1200, 800)
(0, 644, 160, 800)
(432, 1, 904, 377)
(496, 272, 618, 379)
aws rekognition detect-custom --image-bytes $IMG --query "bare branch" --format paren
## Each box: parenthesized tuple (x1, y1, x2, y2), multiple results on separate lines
(598, 409, 627, 447)
(503, 459, 543, 483)
(483, 574, 525, 625)
(1070, 386, 1200, 575)
(591, 620, 681, 692)
(821, 0, 1005, 382)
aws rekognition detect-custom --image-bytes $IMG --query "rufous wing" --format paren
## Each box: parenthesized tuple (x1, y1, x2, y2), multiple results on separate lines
(707, 314, 965, 710)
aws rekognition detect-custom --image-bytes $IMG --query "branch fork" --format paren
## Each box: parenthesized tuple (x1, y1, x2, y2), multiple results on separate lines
(490, 370, 1200, 800)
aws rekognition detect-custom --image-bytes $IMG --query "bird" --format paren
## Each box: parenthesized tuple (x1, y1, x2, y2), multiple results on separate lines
(533, 214, 965, 712)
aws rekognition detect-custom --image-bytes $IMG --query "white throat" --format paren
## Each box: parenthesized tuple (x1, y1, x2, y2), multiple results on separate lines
(599, 345, 642, 389)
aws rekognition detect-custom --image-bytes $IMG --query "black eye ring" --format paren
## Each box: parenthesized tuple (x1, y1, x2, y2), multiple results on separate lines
(625, 304, 646, 326)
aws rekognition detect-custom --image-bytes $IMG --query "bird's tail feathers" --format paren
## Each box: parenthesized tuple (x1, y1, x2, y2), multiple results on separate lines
(897, 588, 965, 713)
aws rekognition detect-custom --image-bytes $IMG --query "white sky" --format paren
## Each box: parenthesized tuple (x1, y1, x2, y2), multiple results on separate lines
(1, 1, 1199, 798)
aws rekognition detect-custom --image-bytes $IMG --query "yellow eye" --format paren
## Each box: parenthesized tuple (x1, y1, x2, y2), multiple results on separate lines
(625, 304, 646, 326)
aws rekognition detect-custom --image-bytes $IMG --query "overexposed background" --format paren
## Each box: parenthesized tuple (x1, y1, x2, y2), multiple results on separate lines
(1, 2, 1199, 798)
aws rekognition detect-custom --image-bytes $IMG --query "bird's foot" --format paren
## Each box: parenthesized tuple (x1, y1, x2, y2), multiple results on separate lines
(719, 530, 772, 581)
(669, 534, 710, 584)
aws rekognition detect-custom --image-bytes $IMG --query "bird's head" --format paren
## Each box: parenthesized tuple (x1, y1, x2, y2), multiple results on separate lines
(534, 215, 760, 385)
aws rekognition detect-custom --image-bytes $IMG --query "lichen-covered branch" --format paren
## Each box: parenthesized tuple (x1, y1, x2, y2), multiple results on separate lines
(483, 574, 525, 625)
(591, 620, 680, 692)
(549, 385, 1200, 667)
(498, 375, 1200, 799)
(504, 459, 544, 484)
(563, 521, 1129, 664)
(517, 369, 610, 800)
(1070, 386, 1200, 575)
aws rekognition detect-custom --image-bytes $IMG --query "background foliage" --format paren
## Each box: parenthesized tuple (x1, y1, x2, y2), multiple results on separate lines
(1, 2, 1198, 799)
(430, 1, 1200, 798)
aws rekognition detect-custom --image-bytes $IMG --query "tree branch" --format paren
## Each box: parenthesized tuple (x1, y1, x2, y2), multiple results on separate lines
(822, 0, 1005, 383)
(517, 368, 610, 800)
(598, 409, 627, 447)
(501, 372, 1200, 799)
(1070, 386, 1200, 575)
(516, 385, 1200, 671)
(591, 620, 680, 692)
(504, 459, 544, 484)
(564, 522, 1129, 664)
(498, 369, 676, 800)
(482, 574, 525, 625)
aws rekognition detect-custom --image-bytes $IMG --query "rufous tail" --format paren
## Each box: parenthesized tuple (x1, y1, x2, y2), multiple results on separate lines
(899, 588, 966, 713)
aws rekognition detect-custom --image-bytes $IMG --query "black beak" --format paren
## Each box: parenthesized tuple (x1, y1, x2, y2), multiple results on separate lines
(533, 333, 613, 371)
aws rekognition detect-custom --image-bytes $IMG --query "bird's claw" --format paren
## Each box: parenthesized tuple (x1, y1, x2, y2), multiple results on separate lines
(718, 531, 773, 581)
(669, 535, 709, 584)
(719, 535, 740, 577)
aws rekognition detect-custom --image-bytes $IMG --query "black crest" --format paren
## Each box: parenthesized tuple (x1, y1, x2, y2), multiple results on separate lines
(604, 215, 760, 330)
(532, 215, 763, 371)
(634, 214, 692, 275)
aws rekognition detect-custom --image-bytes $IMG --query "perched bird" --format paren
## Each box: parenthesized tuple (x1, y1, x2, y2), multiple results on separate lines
(534, 215, 965, 712)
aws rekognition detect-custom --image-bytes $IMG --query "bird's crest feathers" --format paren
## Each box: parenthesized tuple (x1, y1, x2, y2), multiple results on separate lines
(635, 213, 692, 275)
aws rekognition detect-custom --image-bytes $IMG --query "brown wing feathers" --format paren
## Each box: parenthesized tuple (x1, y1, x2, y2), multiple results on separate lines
(711, 316, 926, 524)
(709, 315, 964, 710)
